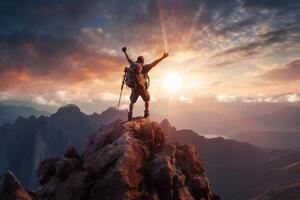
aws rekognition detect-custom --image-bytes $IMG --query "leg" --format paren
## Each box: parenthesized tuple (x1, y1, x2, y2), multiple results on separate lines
(129, 102, 134, 113)
(129, 88, 139, 120)
(140, 88, 150, 118)
(144, 101, 150, 118)
(128, 102, 134, 120)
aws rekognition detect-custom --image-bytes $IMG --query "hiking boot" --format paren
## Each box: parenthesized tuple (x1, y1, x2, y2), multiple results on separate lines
(128, 112, 132, 121)
(144, 110, 150, 118)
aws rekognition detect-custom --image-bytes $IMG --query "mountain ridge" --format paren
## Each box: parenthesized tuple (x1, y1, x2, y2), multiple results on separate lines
(0, 105, 127, 188)
(0, 104, 49, 125)
(161, 119, 300, 199)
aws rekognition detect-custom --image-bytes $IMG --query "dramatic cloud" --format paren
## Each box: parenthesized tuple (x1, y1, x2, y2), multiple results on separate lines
(260, 60, 300, 81)
(0, 0, 299, 105)
(215, 26, 300, 57)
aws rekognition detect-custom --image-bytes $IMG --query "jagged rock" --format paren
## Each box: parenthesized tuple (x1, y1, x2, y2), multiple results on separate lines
(55, 157, 82, 181)
(37, 170, 92, 200)
(3, 117, 219, 200)
(0, 170, 34, 200)
(63, 146, 81, 160)
(37, 158, 58, 185)
(37, 147, 82, 185)
(85, 118, 165, 200)
(144, 143, 215, 200)
(160, 118, 176, 138)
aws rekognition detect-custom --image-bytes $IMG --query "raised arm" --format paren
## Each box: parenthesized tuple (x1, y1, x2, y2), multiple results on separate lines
(122, 47, 134, 65)
(144, 52, 169, 73)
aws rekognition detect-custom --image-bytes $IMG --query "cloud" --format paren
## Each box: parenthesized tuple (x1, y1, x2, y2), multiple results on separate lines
(260, 59, 300, 81)
(0, 0, 100, 34)
(0, 0, 300, 102)
(242, 0, 300, 9)
(216, 93, 300, 103)
(216, 94, 238, 102)
(0, 29, 126, 90)
(214, 26, 300, 57)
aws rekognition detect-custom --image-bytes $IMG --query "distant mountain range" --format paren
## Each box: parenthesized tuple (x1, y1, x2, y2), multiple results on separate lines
(0, 104, 127, 188)
(0, 105, 49, 125)
(231, 106, 300, 149)
(161, 119, 300, 200)
(1, 104, 300, 199)
(232, 130, 300, 149)
(160, 101, 300, 135)
(253, 106, 300, 131)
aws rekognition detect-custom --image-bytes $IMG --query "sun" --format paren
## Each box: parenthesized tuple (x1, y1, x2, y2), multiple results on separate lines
(163, 71, 183, 92)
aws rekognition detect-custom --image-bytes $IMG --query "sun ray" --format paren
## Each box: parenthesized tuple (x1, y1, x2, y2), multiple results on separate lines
(156, 0, 168, 51)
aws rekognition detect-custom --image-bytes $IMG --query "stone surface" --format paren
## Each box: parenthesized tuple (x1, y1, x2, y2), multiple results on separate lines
(0, 170, 34, 200)
(1, 117, 220, 200)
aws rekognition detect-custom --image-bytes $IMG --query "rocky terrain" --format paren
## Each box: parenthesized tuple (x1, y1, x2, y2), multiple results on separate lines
(161, 119, 300, 200)
(0, 105, 127, 188)
(0, 117, 220, 200)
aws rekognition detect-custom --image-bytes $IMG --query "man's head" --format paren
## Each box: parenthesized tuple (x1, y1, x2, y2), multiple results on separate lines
(136, 56, 144, 64)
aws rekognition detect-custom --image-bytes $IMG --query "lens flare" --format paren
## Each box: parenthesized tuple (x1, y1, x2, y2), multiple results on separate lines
(163, 71, 183, 92)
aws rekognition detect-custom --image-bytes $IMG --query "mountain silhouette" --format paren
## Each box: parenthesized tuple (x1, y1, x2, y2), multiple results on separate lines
(161, 119, 300, 199)
(0, 105, 127, 188)
(232, 130, 300, 149)
(232, 106, 300, 149)
(253, 106, 300, 130)
(0, 105, 49, 125)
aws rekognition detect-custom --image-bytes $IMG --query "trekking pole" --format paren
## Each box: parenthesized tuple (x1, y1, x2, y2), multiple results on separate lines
(117, 74, 125, 107)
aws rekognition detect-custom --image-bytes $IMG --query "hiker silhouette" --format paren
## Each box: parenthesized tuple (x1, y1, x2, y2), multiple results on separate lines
(121, 46, 168, 120)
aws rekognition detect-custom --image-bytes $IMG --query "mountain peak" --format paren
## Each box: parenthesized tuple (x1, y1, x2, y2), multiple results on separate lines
(3, 118, 220, 200)
(55, 104, 81, 115)
(160, 118, 177, 136)
(160, 118, 172, 127)
(100, 106, 127, 115)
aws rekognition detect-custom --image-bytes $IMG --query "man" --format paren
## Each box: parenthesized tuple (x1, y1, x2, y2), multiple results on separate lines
(122, 46, 168, 120)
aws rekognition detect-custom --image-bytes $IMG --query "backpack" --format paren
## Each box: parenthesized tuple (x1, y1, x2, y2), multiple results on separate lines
(124, 64, 138, 88)
(124, 63, 150, 89)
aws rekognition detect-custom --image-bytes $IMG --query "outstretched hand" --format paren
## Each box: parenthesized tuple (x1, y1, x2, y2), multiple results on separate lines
(162, 51, 169, 58)
(122, 47, 127, 52)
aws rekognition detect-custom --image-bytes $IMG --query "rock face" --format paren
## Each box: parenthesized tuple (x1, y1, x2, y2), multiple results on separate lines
(0, 171, 35, 200)
(2, 117, 220, 200)
(37, 118, 219, 200)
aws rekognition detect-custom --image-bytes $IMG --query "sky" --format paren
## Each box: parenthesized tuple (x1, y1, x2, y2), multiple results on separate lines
(0, 0, 300, 111)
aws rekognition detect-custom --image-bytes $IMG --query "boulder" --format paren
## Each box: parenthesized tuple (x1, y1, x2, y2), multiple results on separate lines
(144, 143, 217, 200)
(86, 117, 165, 200)
(37, 170, 92, 200)
(0, 170, 34, 200)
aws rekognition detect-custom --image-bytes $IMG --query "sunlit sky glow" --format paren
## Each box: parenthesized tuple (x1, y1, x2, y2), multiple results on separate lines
(0, 0, 300, 109)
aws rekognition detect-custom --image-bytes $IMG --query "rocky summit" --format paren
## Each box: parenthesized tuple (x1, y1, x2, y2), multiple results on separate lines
(1, 117, 220, 200)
